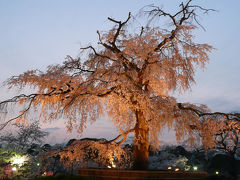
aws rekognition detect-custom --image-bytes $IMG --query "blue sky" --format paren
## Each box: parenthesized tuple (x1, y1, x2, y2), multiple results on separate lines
(0, 0, 240, 144)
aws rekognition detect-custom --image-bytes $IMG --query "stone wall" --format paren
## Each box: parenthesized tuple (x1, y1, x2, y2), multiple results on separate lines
(78, 169, 207, 180)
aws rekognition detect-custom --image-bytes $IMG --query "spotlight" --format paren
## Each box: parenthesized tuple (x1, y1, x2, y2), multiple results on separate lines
(193, 166, 198, 171)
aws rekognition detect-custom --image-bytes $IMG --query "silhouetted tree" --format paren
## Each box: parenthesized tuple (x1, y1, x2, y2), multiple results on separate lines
(0, 121, 48, 151)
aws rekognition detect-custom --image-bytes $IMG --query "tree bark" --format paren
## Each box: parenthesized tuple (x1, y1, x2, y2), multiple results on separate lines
(133, 110, 149, 170)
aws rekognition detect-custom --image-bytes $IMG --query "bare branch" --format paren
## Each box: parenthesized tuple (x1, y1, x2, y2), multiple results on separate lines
(80, 46, 116, 62)
(108, 12, 131, 45)
(64, 55, 95, 73)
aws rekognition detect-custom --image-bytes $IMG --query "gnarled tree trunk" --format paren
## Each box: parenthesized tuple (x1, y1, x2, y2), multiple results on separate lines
(133, 110, 149, 170)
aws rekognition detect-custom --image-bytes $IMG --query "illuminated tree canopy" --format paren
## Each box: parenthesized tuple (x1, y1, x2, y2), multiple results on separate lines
(0, 0, 240, 169)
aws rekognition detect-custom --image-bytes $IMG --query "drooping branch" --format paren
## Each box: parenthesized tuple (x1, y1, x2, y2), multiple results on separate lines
(0, 79, 118, 129)
(0, 97, 34, 130)
(0, 83, 74, 129)
(214, 122, 240, 156)
(177, 102, 240, 152)
(0, 93, 36, 106)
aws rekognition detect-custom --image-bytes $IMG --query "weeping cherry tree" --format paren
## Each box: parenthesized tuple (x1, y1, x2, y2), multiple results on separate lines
(1, 0, 240, 169)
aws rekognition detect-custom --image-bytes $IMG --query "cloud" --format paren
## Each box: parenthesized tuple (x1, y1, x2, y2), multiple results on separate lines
(43, 127, 61, 132)
(207, 97, 239, 113)
(176, 84, 240, 113)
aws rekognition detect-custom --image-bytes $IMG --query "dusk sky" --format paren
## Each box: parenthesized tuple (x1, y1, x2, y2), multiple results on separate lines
(0, 0, 240, 145)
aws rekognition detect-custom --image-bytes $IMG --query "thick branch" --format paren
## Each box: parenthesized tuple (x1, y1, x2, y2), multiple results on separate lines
(97, 13, 141, 73)
(177, 103, 240, 121)
(107, 129, 135, 145)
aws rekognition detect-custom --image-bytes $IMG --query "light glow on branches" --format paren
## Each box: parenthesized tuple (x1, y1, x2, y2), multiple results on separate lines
(109, 156, 116, 168)
(11, 155, 28, 167)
